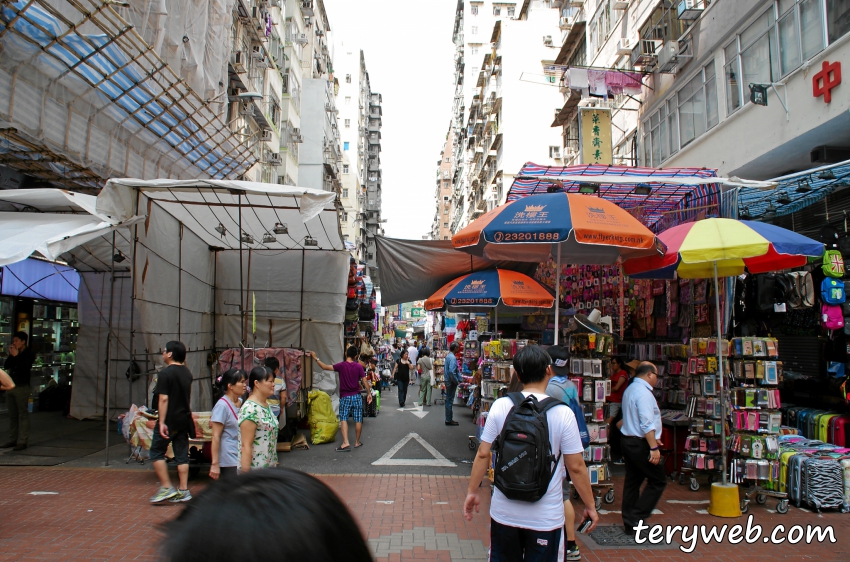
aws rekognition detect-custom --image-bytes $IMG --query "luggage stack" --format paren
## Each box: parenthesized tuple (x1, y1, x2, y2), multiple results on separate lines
(778, 436, 850, 512)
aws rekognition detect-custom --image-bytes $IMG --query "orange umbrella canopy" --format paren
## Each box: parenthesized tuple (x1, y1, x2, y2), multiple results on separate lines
(424, 269, 554, 311)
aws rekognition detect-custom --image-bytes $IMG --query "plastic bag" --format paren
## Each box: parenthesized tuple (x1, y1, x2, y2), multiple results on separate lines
(307, 390, 338, 445)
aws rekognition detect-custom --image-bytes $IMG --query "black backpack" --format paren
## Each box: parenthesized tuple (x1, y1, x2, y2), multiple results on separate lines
(492, 393, 564, 503)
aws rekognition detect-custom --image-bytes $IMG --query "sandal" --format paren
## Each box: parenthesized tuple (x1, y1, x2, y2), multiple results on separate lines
(335, 446, 351, 452)
(354, 442, 363, 448)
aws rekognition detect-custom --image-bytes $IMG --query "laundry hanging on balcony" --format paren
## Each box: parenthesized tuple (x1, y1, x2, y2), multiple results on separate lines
(563, 68, 643, 99)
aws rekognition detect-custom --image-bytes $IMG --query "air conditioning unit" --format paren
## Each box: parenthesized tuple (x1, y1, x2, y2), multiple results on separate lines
(543, 35, 553, 46)
(656, 41, 681, 73)
(559, 16, 572, 30)
(239, 102, 252, 117)
(613, 1, 630, 10)
(233, 51, 246, 72)
(260, 129, 273, 142)
(290, 128, 303, 143)
(631, 38, 661, 67)
(268, 153, 282, 165)
(315, 29, 324, 37)
(255, 56, 270, 68)
(296, 33, 308, 45)
(617, 37, 633, 56)
(251, 45, 263, 59)
(551, 147, 562, 160)
(677, 0, 705, 21)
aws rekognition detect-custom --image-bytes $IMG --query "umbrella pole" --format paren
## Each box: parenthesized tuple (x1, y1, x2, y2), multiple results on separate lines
(554, 245, 561, 345)
(495, 307, 498, 336)
(713, 260, 727, 485)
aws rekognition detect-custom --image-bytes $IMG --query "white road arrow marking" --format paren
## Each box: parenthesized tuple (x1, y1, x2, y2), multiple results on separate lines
(397, 403, 429, 418)
(372, 432, 456, 467)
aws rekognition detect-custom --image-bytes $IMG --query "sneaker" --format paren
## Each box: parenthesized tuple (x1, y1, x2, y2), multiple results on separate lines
(566, 545, 581, 561)
(150, 486, 178, 504)
(613, 458, 625, 465)
(169, 489, 192, 503)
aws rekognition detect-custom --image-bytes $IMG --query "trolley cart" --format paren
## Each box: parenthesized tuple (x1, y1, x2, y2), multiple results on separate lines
(678, 466, 723, 491)
(739, 485, 790, 514)
(571, 482, 616, 510)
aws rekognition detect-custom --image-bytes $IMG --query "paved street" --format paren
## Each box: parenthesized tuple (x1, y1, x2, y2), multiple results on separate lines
(1, 393, 849, 561)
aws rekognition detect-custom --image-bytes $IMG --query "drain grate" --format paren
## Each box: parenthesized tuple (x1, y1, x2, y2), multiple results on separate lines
(583, 525, 680, 550)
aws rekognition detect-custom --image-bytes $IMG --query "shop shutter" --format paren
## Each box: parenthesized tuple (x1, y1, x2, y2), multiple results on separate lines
(776, 335, 823, 380)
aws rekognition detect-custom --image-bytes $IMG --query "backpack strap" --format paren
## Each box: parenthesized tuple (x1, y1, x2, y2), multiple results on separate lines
(538, 396, 566, 413)
(507, 392, 526, 407)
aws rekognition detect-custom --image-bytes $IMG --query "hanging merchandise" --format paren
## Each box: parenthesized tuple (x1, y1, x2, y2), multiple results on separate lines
(823, 249, 845, 277)
(821, 277, 846, 304)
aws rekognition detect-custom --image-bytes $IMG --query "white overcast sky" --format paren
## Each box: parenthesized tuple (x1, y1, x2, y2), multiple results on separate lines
(324, 0, 456, 240)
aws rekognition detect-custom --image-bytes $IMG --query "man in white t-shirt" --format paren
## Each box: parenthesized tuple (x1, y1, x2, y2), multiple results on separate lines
(464, 346, 599, 561)
(407, 344, 419, 384)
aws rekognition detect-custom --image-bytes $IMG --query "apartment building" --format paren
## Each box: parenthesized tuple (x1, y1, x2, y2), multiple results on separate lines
(335, 42, 364, 254)
(449, 0, 564, 232)
(432, 125, 456, 240)
(363, 89, 384, 284)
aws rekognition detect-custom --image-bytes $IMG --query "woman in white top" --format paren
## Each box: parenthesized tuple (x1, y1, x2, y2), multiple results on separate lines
(209, 368, 246, 479)
(417, 348, 434, 407)
(239, 366, 279, 471)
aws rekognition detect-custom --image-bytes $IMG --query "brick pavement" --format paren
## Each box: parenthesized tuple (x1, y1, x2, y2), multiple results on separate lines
(0, 466, 848, 561)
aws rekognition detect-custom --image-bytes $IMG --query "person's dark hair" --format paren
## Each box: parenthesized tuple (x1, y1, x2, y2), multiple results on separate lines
(214, 368, 245, 402)
(400, 349, 409, 360)
(346, 345, 359, 359)
(12, 331, 27, 343)
(159, 468, 373, 562)
(635, 362, 657, 379)
(420, 348, 431, 358)
(512, 345, 551, 385)
(507, 372, 524, 394)
(449, 342, 459, 352)
(263, 356, 280, 372)
(248, 366, 274, 391)
(165, 340, 186, 363)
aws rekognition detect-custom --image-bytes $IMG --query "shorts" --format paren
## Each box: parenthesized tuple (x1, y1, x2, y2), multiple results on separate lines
(608, 402, 621, 418)
(339, 394, 364, 423)
(562, 473, 573, 501)
(149, 425, 190, 464)
(490, 519, 562, 562)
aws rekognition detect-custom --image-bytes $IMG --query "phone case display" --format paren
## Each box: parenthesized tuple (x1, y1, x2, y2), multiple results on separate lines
(480, 362, 512, 415)
(30, 303, 79, 393)
(432, 338, 448, 406)
(568, 331, 616, 509)
(727, 337, 788, 513)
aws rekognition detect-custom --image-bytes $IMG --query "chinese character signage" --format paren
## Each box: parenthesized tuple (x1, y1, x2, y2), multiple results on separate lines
(579, 108, 612, 165)
(813, 60, 841, 104)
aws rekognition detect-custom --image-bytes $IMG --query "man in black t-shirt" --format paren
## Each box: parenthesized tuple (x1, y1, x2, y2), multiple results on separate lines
(149, 341, 194, 504)
(2, 331, 35, 451)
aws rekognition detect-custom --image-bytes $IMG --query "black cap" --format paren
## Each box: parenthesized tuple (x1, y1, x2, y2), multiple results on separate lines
(547, 345, 570, 376)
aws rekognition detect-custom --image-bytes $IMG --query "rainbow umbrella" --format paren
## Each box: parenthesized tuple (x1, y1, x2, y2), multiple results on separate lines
(622, 218, 823, 488)
(452, 192, 663, 343)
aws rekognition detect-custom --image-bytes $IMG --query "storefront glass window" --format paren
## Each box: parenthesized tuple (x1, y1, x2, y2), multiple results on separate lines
(778, 9, 802, 75)
(826, 0, 850, 44)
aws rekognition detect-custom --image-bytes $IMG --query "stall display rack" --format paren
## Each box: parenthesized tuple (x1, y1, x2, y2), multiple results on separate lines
(727, 337, 789, 514)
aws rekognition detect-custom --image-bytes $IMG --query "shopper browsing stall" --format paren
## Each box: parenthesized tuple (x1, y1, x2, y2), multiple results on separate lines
(620, 361, 666, 535)
(239, 366, 279, 471)
(444, 342, 461, 426)
(417, 348, 434, 407)
(209, 368, 246, 480)
(308, 348, 372, 452)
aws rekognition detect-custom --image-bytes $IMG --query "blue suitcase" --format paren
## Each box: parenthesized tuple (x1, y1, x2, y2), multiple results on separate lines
(797, 409, 814, 435)
(789, 453, 808, 506)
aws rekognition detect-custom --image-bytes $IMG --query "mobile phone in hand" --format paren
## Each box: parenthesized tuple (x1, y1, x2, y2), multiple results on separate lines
(578, 517, 593, 534)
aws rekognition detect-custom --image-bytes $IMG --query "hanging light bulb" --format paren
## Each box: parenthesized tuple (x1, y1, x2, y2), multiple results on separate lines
(262, 232, 276, 244)
(304, 236, 318, 247)
(273, 222, 288, 234)
(818, 170, 836, 181)
(776, 192, 792, 205)
(240, 232, 254, 244)
(739, 206, 752, 219)
(215, 222, 227, 236)
(763, 202, 777, 220)
(796, 179, 812, 193)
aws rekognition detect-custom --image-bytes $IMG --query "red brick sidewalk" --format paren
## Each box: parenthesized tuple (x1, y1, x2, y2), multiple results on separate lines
(0, 467, 847, 561)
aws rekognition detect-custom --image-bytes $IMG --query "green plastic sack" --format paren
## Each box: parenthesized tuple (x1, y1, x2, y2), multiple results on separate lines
(307, 389, 338, 445)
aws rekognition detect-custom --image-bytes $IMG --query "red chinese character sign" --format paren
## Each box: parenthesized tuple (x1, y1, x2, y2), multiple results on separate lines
(813, 60, 841, 104)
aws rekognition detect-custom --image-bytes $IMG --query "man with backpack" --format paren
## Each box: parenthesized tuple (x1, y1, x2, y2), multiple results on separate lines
(464, 346, 598, 561)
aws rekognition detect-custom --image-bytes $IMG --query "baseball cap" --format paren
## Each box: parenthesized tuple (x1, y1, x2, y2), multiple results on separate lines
(547, 345, 571, 376)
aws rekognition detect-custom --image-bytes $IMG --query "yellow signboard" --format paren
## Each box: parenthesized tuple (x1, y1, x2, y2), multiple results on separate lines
(579, 108, 612, 165)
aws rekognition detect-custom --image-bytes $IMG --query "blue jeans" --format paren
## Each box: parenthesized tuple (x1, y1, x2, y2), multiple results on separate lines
(445, 383, 458, 422)
(397, 380, 408, 406)
(490, 519, 561, 561)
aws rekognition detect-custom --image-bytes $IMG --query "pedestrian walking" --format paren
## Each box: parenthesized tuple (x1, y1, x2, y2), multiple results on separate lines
(620, 361, 666, 535)
(391, 349, 413, 407)
(544, 345, 584, 561)
(308, 347, 372, 451)
(239, 366, 279, 471)
(417, 348, 434, 407)
(209, 368, 246, 480)
(464, 346, 598, 561)
(2, 331, 35, 450)
(262, 356, 284, 423)
(444, 342, 461, 426)
(149, 341, 195, 504)
(407, 342, 419, 384)
(159, 469, 373, 562)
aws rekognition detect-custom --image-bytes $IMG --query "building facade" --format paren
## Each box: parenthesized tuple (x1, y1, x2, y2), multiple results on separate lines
(432, 124, 456, 240)
(335, 42, 365, 254)
(363, 89, 384, 284)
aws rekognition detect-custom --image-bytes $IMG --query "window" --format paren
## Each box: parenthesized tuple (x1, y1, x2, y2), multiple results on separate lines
(341, 211, 348, 222)
(549, 145, 561, 158)
(344, 141, 350, 150)
(508, 6, 515, 17)
(471, 26, 478, 35)
(827, 0, 850, 43)
(345, 74, 351, 83)
(726, 1, 827, 115)
(444, 196, 449, 200)
(471, 5, 479, 15)
(443, 207, 449, 214)
(345, 96, 351, 105)
(471, 46, 479, 55)
(344, 119, 351, 128)
(642, 62, 717, 166)
(493, 6, 501, 16)
(443, 223, 449, 228)
(343, 166, 349, 175)
(445, 157, 451, 162)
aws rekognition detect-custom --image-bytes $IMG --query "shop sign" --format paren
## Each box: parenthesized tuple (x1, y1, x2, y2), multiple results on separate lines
(410, 307, 425, 318)
(813, 60, 841, 104)
(579, 108, 612, 165)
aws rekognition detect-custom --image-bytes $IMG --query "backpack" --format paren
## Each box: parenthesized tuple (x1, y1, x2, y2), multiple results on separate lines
(821, 277, 846, 305)
(788, 271, 815, 308)
(822, 249, 844, 278)
(492, 393, 564, 503)
(778, 273, 801, 308)
(757, 274, 777, 313)
(821, 304, 844, 331)
(546, 377, 590, 448)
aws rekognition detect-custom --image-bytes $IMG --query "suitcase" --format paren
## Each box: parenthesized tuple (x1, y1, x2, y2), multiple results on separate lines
(840, 459, 850, 510)
(801, 457, 846, 511)
(780, 451, 799, 493)
(788, 453, 808, 505)
(808, 411, 828, 439)
(363, 393, 377, 418)
(819, 414, 839, 443)
(797, 409, 816, 436)
(831, 415, 850, 447)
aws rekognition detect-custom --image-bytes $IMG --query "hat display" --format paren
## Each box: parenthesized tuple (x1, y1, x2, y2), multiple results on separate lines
(571, 308, 608, 334)
(547, 345, 571, 376)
